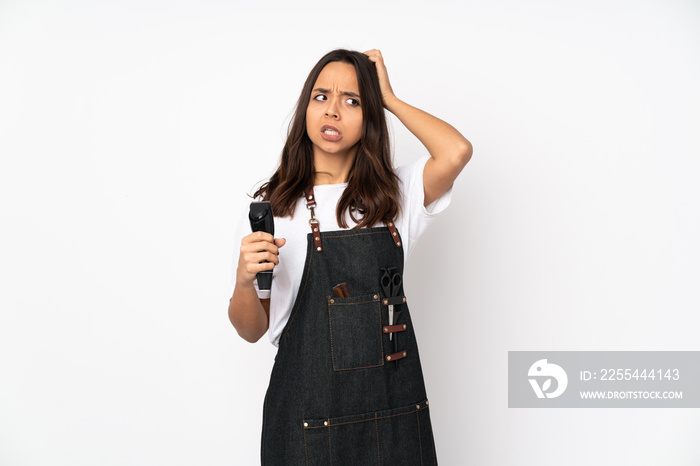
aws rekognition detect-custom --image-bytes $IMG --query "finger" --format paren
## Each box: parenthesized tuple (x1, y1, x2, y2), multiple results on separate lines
(247, 251, 280, 265)
(243, 230, 274, 244)
(246, 261, 276, 274)
(363, 49, 382, 61)
(242, 233, 278, 250)
(241, 241, 280, 256)
(274, 238, 286, 248)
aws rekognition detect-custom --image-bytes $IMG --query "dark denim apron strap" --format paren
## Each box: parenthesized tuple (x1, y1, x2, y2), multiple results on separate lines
(261, 215, 438, 464)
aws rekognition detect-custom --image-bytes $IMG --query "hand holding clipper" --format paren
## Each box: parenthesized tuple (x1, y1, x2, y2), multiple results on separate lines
(249, 201, 275, 291)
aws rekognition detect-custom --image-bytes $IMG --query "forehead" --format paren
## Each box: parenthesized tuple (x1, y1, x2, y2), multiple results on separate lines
(313, 61, 359, 93)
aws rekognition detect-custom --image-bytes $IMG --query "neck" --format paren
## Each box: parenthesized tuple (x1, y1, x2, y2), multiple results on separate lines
(312, 148, 357, 185)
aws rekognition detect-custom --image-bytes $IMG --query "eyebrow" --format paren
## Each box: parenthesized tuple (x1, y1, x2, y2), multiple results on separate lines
(312, 88, 361, 99)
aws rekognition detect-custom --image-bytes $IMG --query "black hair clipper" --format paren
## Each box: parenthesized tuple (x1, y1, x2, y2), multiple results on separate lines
(249, 201, 275, 291)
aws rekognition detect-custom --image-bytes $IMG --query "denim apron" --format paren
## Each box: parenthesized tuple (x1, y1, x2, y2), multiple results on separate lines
(261, 191, 437, 465)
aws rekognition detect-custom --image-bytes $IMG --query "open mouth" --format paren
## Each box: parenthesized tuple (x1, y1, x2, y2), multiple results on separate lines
(320, 125, 342, 141)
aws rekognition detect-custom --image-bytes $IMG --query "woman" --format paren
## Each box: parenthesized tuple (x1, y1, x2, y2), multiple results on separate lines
(229, 49, 471, 465)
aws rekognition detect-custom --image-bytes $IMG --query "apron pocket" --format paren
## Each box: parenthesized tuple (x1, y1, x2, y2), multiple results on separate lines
(303, 399, 436, 466)
(328, 294, 384, 371)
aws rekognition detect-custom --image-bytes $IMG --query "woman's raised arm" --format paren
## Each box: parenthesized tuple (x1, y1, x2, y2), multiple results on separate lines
(364, 49, 472, 206)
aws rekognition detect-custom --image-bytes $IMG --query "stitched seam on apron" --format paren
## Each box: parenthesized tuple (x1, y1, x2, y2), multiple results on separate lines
(333, 363, 384, 371)
(327, 425, 333, 465)
(304, 404, 428, 428)
(427, 409, 437, 465)
(416, 410, 424, 466)
(303, 425, 309, 465)
(374, 413, 380, 465)
(281, 236, 314, 342)
(261, 394, 267, 465)
(328, 297, 336, 372)
(330, 300, 378, 306)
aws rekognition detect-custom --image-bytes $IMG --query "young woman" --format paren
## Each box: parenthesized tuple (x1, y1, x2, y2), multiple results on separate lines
(229, 49, 471, 465)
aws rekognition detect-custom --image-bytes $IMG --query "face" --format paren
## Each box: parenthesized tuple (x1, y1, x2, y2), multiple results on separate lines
(305, 61, 363, 161)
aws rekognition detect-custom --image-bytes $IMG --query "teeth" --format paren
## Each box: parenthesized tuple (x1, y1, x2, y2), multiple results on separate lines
(323, 129, 339, 135)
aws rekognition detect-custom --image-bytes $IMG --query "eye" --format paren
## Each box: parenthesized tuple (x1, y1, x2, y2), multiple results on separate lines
(346, 98, 360, 107)
(313, 94, 327, 101)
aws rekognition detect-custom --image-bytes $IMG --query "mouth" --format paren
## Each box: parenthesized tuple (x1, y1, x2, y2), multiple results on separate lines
(321, 125, 341, 135)
(320, 125, 342, 142)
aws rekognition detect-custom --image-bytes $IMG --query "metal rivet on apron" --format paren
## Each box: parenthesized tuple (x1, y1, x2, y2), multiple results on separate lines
(374, 294, 379, 300)
(397, 241, 401, 246)
(382, 299, 388, 305)
(304, 422, 308, 427)
(403, 352, 406, 356)
(403, 324, 406, 329)
(426, 400, 429, 405)
(324, 421, 328, 426)
(388, 222, 393, 226)
(315, 236, 320, 241)
(308, 195, 313, 200)
(317, 247, 322, 252)
(416, 404, 420, 409)
(313, 227, 318, 232)
(330, 299, 334, 304)
(392, 232, 397, 236)
(386, 356, 392, 361)
(402, 297, 406, 303)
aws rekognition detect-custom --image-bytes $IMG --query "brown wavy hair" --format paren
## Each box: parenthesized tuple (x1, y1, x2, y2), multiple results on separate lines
(253, 49, 400, 229)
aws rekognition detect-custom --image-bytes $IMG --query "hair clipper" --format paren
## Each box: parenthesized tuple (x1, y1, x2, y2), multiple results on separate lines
(248, 201, 275, 291)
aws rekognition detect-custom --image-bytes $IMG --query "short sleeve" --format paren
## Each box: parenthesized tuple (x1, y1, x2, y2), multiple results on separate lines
(395, 155, 453, 258)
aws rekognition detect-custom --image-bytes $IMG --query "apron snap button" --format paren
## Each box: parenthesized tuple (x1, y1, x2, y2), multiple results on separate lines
(303, 422, 308, 427)
(330, 299, 335, 304)
(324, 421, 328, 426)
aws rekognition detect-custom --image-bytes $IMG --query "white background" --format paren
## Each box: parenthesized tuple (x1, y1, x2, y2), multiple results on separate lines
(1, 0, 699, 464)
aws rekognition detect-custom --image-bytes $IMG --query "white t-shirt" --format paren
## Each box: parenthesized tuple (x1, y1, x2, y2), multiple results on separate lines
(231, 155, 452, 346)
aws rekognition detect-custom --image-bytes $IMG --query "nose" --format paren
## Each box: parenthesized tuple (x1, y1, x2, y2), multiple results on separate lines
(325, 96, 340, 119)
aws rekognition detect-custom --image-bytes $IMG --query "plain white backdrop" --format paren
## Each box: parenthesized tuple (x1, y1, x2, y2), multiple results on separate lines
(1, 0, 699, 464)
